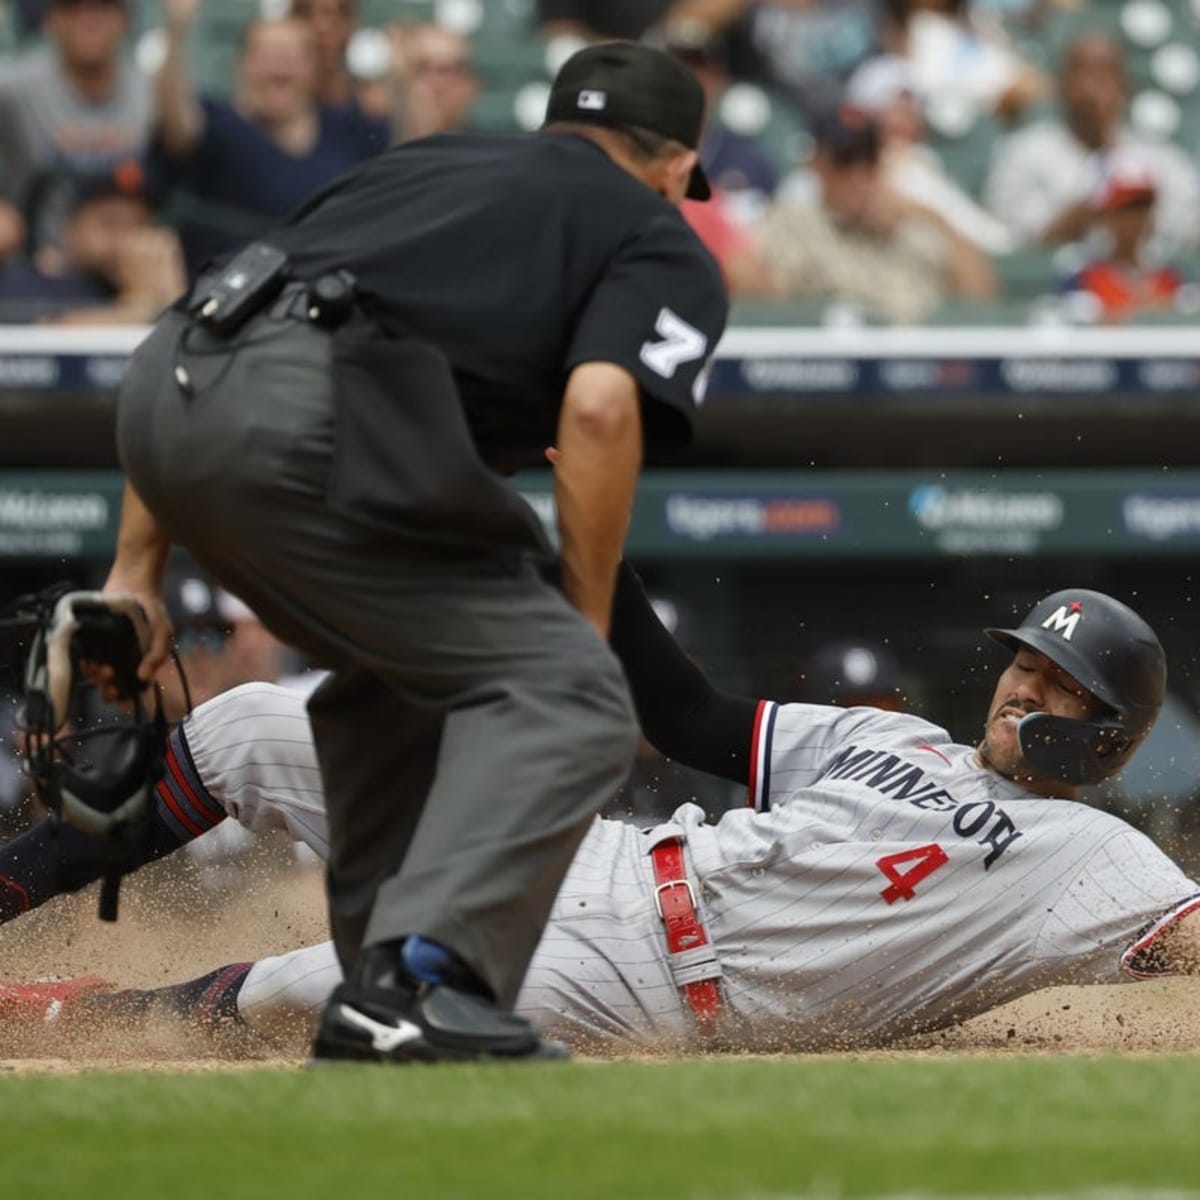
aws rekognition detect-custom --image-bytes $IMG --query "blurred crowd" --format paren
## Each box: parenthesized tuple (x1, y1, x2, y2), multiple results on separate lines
(2, 0, 1200, 324)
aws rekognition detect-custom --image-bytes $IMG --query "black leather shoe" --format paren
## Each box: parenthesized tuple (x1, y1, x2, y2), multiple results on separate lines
(310, 947, 569, 1065)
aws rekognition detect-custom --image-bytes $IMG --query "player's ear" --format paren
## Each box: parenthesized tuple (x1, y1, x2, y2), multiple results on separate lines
(645, 147, 699, 207)
(661, 148, 698, 208)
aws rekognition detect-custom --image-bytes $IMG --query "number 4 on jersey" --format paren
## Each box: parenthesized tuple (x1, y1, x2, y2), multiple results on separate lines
(876, 843, 949, 905)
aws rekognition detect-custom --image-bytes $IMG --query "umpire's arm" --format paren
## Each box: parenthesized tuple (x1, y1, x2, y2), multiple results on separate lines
(100, 481, 175, 687)
(554, 362, 643, 640)
(609, 562, 757, 785)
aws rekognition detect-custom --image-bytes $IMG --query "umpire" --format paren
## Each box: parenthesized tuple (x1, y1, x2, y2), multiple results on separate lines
(102, 41, 728, 1064)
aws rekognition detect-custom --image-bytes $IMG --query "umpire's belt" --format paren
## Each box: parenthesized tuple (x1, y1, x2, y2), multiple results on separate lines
(648, 833, 723, 1031)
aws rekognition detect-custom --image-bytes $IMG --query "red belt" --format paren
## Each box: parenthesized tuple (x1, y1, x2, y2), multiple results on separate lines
(650, 838, 722, 1027)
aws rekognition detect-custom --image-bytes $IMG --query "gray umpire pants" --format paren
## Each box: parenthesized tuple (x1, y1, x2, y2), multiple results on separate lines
(116, 308, 637, 1008)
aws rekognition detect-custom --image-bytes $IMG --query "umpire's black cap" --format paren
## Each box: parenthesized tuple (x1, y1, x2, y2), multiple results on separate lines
(544, 41, 712, 201)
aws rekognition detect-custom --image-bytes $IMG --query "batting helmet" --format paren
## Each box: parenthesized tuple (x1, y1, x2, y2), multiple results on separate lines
(984, 589, 1166, 787)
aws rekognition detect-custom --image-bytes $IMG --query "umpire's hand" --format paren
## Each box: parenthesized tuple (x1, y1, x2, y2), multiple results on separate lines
(86, 577, 173, 704)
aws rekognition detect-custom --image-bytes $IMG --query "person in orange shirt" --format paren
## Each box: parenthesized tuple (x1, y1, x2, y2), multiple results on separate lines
(1069, 154, 1187, 321)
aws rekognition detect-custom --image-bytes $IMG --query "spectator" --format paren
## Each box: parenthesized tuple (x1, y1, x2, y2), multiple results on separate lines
(290, 0, 388, 151)
(662, 23, 778, 291)
(680, 191, 765, 294)
(0, 158, 185, 323)
(984, 31, 1200, 255)
(749, 106, 996, 323)
(973, 0, 1084, 35)
(152, 0, 388, 274)
(0, 0, 153, 261)
(845, 54, 1013, 255)
(884, 0, 1045, 125)
(289, 0, 357, 112)
(388, 23, 479, 142)
(664, 0, 882, 119)
(665, 24, 778, 225)
(1065, 154, 1188, 323)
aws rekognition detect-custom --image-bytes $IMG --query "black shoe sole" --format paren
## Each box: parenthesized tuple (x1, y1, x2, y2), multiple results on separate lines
(310, 1001, 570, 1066)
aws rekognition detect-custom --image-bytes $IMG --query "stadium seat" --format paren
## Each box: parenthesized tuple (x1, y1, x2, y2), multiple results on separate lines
(995, 248, 1060, 301)
(729, 298, 834, 327)
(925, 116, 1000, 201)
(469, 0, 545, 90)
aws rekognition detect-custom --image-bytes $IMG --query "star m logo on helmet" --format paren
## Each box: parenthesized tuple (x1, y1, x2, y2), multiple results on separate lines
(1041, 603, 1082, 641)
(577, 90, 607, 111)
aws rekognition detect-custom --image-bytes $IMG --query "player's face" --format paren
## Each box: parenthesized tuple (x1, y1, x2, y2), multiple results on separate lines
(979, 647, 1101, 790)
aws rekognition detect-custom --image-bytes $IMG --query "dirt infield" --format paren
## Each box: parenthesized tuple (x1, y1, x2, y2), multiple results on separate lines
(0, 834, 326, 992)
(1, 839, 1198, 1071)
(911, 978, 1200, 1054)
(0, 833, 323, 1066)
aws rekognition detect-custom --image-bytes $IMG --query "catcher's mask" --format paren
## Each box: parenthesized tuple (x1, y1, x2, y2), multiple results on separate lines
(985, 588, 1166, 787)
(6, 587, 180, 919)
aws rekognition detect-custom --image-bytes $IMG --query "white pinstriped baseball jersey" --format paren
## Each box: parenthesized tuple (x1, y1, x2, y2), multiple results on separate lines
(177, 684, 1200, 1051)
(676, 701, 1200, 1047)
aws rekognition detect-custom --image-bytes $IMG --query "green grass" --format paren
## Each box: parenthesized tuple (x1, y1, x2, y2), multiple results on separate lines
(3, 1056, 1200, 1199)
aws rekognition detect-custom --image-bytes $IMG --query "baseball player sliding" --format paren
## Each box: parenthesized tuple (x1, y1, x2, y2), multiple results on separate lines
(1, 570, 1198, 1053)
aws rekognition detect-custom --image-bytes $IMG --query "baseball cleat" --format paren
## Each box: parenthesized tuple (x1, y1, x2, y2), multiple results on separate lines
(0, 976, 111, 1025)
(310, 949, 568, 1065)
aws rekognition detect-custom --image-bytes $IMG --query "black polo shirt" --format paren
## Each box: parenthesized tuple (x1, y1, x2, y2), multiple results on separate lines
(270, 132, 728, 473)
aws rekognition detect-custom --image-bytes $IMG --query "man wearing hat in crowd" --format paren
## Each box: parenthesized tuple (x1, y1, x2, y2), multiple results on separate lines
(0, 158, 184, 323)
(750, 103, 995, 322)
(843, 54, 1013, 257)
(0, 0, 152, 263)
(98, 42, 727, 1065)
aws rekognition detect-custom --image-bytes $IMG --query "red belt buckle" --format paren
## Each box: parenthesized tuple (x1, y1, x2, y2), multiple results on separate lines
(651, 838, 722, 1027)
